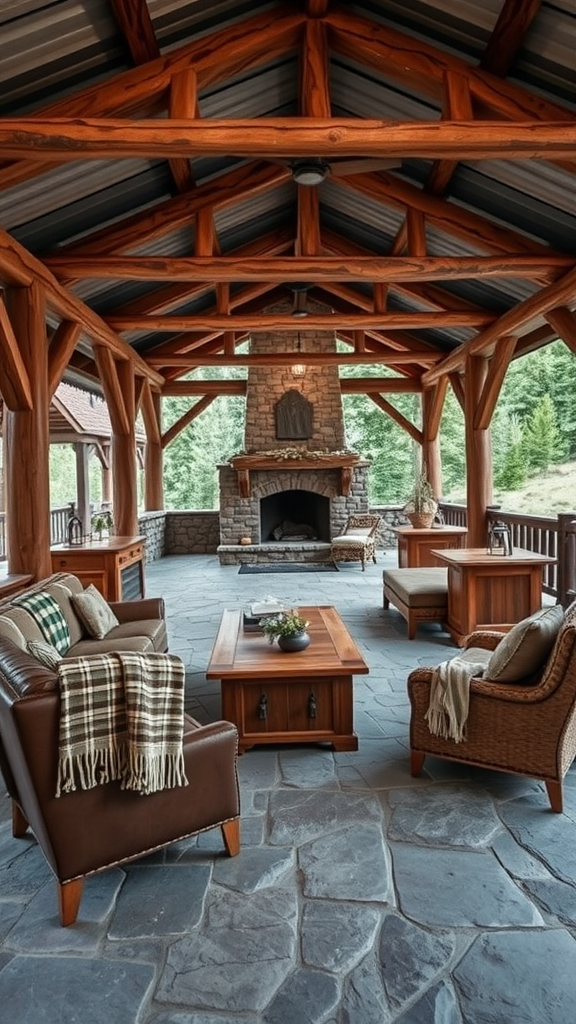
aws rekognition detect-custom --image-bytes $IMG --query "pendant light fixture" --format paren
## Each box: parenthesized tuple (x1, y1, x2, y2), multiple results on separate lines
(291, 332, 306, 378)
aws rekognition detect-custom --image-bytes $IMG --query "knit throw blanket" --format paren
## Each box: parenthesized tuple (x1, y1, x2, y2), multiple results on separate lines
(56, 651, 188, 797)
(425, 656, 486, 743)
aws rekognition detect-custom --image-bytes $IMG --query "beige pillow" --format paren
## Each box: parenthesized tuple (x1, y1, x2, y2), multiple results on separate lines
(71, 585, 119, 640)
(487, 604, 564, 683)
(27, 639, 63, 670)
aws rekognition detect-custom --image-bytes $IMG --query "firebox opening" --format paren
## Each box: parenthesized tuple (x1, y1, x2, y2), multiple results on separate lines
(260, 490, 331, 543)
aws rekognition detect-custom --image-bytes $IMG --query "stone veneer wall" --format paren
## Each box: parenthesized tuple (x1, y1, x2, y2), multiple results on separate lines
(136, 506, 407, 559)
(164, 511, 220, 555)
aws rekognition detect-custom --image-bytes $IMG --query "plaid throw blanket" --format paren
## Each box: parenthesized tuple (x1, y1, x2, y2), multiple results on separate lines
(56, 651, 188, 797)
(425, 656, 487, 743)
(13, 590, 70, 655)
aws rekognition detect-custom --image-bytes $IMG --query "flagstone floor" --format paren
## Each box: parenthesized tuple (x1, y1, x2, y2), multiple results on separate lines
(1, 551, 576, 1024)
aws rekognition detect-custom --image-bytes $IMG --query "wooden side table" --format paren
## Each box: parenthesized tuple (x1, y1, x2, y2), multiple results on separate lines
(432, 547, 556, 646)
(394, 526, 468, 568)
(50, 535, 146, 601)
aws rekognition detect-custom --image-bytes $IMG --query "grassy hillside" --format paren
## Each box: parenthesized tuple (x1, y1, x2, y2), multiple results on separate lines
(445, 461, 576, 517)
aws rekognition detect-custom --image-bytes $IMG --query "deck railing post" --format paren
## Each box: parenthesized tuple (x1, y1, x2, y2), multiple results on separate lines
(557, 513, 576, 607)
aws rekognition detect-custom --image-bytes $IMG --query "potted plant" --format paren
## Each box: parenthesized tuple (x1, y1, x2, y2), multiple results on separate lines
(91, 510, 113, 540)
(259, 608, 311, 652)
(403, 470, 438, 529)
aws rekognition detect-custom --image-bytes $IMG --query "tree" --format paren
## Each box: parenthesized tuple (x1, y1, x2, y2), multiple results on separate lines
(522, 393, 566, 471)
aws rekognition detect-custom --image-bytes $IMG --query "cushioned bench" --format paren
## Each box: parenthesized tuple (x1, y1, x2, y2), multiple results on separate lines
(383, 567, 448, 639)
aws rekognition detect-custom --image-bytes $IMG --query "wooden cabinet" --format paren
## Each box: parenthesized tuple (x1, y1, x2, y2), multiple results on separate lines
(394, 526, 468, 568)
(432, 547, 556, 646)
(50, 535, 146, 601)
(222, 675, 355, 752)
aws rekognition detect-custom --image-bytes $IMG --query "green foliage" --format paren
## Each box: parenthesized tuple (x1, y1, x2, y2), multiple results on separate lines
(522, 393, 566, 471)
(259, 609, 310, 643)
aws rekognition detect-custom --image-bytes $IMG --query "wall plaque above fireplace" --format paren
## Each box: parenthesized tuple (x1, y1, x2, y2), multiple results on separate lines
(228, 452, 362, 498)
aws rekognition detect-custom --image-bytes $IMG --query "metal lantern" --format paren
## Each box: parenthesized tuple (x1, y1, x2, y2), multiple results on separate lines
(67, 512, 84, 546)
(488, 520, 513, 556)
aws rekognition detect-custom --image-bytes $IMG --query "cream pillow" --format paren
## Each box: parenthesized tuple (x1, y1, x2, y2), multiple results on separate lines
(27, 639, 63, 670)
(486, 604, 564, 683)
(71, 585, 119, 640)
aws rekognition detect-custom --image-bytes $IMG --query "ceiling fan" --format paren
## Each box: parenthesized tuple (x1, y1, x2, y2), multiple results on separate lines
(273, 156, 401, 186)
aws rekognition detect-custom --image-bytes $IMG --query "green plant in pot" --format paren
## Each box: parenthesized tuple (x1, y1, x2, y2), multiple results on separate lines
(259, 609, 311, 652)
(403, 470, 438, 529)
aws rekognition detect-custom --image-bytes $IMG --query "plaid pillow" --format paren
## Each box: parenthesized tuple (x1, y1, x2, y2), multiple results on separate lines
(13, 591, 71, 655)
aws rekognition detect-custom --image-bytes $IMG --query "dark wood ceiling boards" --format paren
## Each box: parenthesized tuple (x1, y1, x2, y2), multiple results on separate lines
(0, 0, 575, 397)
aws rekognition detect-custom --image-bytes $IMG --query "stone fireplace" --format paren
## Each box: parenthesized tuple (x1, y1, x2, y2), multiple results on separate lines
(217, 305, 370, 564)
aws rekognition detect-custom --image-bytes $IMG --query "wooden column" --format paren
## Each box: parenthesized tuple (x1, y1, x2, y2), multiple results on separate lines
(101, 444, 112, 506)
(94, 347, 138, 537)
(142, 384, 164, 510)
(74, 441, 91, 539)
(464, 355, 493, 547)
(422, 381, 447, 501)
(4, 283, 52, 578)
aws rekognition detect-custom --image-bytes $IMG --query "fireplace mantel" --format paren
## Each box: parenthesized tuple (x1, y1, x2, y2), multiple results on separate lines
(228, 453, 363, 498)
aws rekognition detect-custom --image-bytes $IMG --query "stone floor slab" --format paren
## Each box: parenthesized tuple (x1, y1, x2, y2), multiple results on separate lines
(0, 955, 155, 1024)
(391, 845, 544, 927)
(453, 930, 576, 1024)
(108, 865, 211, 938)
(299, 823, 393, 902)
(301, 900, 381, 972)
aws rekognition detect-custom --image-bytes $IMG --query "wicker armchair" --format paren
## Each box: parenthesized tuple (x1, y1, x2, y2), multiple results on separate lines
(331, 514, 381, 571)
(407, 600, 576, 812)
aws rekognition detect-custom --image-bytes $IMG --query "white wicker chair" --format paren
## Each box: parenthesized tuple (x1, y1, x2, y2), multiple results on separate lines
(331, 514, 381, 571)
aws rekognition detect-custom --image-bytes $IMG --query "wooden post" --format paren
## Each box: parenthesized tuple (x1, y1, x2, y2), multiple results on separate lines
(142, 387, 164, 510)
(74, 441, 91, 539)
(464, 355, 493, 547)
(3, 283, 52, 578)
(112, 360, 138, 536)
(422, 382, 447, 501)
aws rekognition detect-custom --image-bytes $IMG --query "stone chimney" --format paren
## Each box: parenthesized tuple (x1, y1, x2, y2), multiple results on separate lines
(243, 300, 345, 453)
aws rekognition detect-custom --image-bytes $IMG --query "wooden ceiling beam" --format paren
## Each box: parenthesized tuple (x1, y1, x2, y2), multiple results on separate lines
(0, 293, 34, 411)
(343, 171, 558, 260)
(147, 351, 440, 368)
(0, 6, 305, 191)
(480, 0, 543, 78)
(109, 311, 494, 333)
(423, 264, 576, 383)
(162, 395, 216, 449)
(326, 7, 572, 123)
(56, 163, 290, 258)
(0, 230, 162, 386)
(48, 320, 82, 399)
(368, 394, 423, 444)
(163, 380, 247, 397)
(1, 117, 575, 162)
(104, 229, 294, 317)
(340, 377, 421, 394)
(545, 307, 576, 356)
(474, 335, 517, 429)
(45, 255, 572, 283)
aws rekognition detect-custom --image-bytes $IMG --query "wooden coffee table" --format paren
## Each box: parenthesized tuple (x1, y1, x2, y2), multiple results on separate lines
(206, 605, 368, 753)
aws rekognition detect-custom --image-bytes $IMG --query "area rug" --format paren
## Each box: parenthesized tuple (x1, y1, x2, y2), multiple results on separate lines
(238, 562, 339, 574)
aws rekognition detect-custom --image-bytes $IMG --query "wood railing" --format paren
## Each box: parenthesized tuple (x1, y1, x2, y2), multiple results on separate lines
(2, 502, 575, 606)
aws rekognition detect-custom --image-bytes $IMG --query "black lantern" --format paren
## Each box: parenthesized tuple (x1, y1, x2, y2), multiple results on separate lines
(488, 520, 513, 556)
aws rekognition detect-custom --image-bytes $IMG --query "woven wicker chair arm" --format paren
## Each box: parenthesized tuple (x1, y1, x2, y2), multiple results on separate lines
(464, 631, 506, 651)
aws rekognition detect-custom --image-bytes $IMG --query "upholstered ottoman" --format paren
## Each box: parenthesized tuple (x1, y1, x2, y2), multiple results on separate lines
(383, 567, 448, 639)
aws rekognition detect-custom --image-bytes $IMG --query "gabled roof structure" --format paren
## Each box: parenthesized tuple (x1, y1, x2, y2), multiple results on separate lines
(0, 0, 575, 577)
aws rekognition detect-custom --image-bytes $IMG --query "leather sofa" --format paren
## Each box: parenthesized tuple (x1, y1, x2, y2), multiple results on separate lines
(0, 576, 241, 925)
